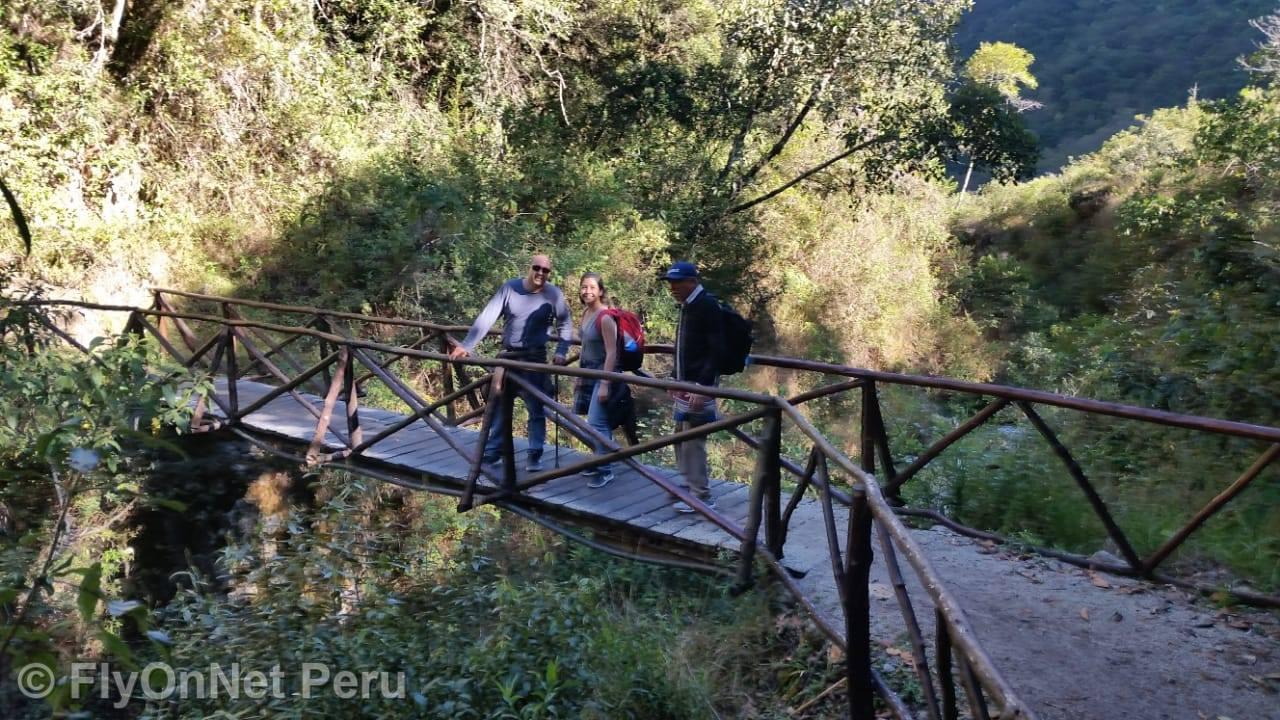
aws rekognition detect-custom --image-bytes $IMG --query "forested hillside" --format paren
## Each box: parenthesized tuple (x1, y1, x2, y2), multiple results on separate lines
(2, 0, 993, 373)
(956, 0, 1276, 170)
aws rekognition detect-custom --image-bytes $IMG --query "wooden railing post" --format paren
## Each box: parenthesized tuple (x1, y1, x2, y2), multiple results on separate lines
(735, 408, 780, 591)
(842, 383, 878, 718)
(500, 374, 517, 492)
(861, 382, 877, 476)
(440, 332, 456, 424)
(761, 408, 784, 558)
(936, 607, 959, 720)
(342, 348, 362, 451)
(224, 325, 238, 418)
(314, 315, 334, 389)
(308, 345, 349, 461)
(846, 488, 875, 719)
(120, 310, 145, 342)
(867, 382, 898, 493)
(459, 378, 502, 512)
(737, 415, 762, 589)
(152, 291, 169, 344)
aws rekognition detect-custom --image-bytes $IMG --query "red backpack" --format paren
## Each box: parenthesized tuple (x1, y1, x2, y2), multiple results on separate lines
(595, 308, 645, 372)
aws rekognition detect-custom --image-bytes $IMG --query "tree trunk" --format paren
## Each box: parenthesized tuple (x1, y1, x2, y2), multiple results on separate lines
(109, 0, 175, 80)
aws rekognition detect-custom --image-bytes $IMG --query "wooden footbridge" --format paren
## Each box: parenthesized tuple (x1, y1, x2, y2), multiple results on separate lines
(21, 290, 1280, 720)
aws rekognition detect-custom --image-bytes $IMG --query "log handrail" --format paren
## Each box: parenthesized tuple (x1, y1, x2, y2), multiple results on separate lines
(641, 344, 1280, 444)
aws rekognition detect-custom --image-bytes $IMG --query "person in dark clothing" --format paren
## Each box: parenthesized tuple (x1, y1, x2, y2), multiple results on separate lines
(449, 253, 573, 471)
(661, 261, 723, 512)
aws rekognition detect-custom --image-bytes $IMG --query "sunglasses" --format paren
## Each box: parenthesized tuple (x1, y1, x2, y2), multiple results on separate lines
(531, 264, 552, 275)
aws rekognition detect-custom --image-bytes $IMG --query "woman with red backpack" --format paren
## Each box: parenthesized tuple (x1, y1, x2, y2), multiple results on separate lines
(573, 272, 641, 488)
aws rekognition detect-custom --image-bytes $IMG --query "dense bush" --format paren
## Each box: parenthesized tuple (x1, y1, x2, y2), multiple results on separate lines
(134, 474, 841, 720)
(0, 306, 206, 714)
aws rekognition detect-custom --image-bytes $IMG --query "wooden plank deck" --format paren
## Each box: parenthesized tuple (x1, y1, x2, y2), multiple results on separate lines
(208, 379, 823, 564)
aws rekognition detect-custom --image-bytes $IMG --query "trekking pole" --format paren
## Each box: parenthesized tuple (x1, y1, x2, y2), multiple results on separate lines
(554, 372, 560, 469)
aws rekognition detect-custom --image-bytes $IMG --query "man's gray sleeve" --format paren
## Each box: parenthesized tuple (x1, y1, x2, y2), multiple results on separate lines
(460, 286, 509, 351)
(553, 289, 573, 358)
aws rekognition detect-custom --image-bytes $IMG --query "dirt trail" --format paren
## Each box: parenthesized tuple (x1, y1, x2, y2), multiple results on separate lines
(786, 525, 1280, 720)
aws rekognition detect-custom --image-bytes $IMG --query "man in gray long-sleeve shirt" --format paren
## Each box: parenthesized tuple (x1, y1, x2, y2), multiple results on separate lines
(449, 253, 573, 470)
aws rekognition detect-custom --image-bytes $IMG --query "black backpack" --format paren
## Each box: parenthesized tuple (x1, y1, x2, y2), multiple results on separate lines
(717, 300, 753, 375)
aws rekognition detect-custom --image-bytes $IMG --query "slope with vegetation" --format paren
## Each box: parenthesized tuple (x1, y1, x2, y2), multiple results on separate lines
(939, 24, 1280, 588)
(955, 0, 1278, 170)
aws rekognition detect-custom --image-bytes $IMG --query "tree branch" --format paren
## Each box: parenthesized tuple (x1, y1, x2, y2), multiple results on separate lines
(0, 177, 32, 256)
(724, 134, 897, 216)
(734, 82, 822, 193)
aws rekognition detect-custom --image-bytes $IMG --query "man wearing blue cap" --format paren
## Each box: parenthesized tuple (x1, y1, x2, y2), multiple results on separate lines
(661, 261, 723, 512)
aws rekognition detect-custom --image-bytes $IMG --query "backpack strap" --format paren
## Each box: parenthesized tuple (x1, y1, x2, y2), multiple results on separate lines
(593, 307, 619, 332)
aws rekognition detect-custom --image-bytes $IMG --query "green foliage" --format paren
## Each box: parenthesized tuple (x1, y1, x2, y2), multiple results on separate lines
(964, 42, 1039, 99)
(135, 476, 834, 719)
(945, 41, 1043, 186)
(0, 308, 205, 716)
(950, 253, 1058, 338)
(0, 330, 205, 472)
(766, 179, 996, 378)
(0, 0, 997, 384)
(945, 83, 1040, 183)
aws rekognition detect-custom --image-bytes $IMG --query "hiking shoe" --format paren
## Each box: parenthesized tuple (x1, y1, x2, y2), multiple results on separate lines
(526, 454, 544, 472)
(673, 498, 715, 514)
(481, 453, 501, 465)
(587, 470, 614, 489)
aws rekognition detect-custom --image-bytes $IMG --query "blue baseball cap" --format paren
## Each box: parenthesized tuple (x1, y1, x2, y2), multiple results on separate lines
(661, 261, 700, 280)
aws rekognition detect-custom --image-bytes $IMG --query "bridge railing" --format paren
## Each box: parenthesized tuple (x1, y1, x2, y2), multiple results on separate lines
(487, 368, 1036, 720)
(20, 290, 1280, 719)
(20, 291, 1040, 719)
(715, 350, 1280, 608)
(111, 287, 1280, 581)
(147, 288, 493, 425)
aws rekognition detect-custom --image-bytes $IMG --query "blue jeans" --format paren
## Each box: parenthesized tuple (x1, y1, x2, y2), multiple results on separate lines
(484, 368, 548, 460)
(584, 380, 614, 474)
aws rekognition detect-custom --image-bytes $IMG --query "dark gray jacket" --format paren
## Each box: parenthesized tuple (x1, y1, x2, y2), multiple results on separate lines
(675, 286, 724, 387)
